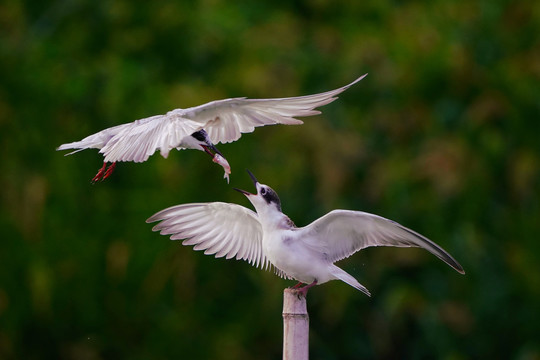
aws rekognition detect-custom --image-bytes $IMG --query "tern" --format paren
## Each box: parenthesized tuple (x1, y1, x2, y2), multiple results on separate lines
(57, 74, 367, 183)
(147, 170, 465, 296)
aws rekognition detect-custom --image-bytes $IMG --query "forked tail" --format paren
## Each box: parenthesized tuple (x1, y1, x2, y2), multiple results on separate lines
(331, 266, 371, 297)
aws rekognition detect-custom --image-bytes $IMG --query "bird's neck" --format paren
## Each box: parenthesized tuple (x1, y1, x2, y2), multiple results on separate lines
(258, 208, 295, 230)
(178, 133, 204, 150)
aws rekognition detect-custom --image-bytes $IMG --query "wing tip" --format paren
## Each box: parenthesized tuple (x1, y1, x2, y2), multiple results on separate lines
(441, 251, 465, 275)
(281, 118, 304, 125)
(146, 215, 162, 224)
(342, 73, 368, 89)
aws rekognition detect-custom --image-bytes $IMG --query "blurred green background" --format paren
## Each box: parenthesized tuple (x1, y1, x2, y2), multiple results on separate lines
(1, 0, 539, 359)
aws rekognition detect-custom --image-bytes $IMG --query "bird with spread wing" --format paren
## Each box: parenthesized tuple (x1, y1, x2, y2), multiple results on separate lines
(58, 74, 367, 183)
(147, 170, 465, 296)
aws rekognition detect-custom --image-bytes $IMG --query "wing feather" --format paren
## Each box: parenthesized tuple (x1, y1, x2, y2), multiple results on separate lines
(58, 114, 202, 163)
(299, 210, 465, 274)
(181, 74, 368, 144)
(146, 202, 271, 270)
(58, 75, 367, 162)
(99, 116, 202, 162)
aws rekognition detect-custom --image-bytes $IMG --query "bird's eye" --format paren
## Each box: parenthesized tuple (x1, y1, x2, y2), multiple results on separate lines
(260, 188, 267, 195)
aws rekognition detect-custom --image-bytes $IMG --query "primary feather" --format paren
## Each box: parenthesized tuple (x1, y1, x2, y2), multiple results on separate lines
(58, 74, 367, 163)
(147, 171, 465, 296)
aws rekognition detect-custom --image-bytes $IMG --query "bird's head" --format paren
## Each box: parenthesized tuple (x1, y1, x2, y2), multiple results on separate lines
(191, 130, 223, 157)
(234, 170, 282, 213)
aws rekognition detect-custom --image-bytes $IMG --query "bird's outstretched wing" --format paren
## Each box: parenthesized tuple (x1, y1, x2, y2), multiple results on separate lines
(57, 115, 202, 163)
(299, 210, 465, 274)
(178, 74, 368, 144)
(58, 74, 367, 162)
(147, 202, 271, 270)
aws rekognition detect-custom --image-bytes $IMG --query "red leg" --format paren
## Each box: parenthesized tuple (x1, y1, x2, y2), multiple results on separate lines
(291, 282, 304, 289)
(296, 280, 318, 298)
(103, 162, 117, 180)
(91, 162, 107, 183)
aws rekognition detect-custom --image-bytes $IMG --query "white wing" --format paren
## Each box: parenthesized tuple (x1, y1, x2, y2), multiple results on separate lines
(58, 74, 367, 161)
(146, 202, 271, 270)
(178, 74, 368, 144)
(58, 114, 202, 163)
(299, 210, 465, 273)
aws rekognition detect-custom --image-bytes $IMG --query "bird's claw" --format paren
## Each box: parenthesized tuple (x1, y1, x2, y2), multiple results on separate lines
(103, 162, 116, 180)
(91, 162, 116, 183)
(91, 163, 107, 183)
(290, 281, 318, 298)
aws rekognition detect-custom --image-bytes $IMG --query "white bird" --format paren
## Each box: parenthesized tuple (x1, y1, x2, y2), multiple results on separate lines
(57, 74, 367, 183)
(147, 170, 465, 296)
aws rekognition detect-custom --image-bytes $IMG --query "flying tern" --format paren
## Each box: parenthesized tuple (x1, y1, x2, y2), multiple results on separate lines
(57, 74, 367, 183)
(147, 170, 465, 296)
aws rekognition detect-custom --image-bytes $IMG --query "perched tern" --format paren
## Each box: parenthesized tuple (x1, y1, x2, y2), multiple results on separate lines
(57, 74, 367, 183)
(147, 170, 465, 296)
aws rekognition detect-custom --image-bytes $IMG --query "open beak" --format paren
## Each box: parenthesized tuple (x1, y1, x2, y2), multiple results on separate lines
(234, 188, 252, 196)
(246, 169, 258, 186)
(233, 169, 258, 196)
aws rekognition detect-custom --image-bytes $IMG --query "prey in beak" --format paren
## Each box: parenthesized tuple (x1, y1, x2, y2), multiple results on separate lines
(212, 153, 231, 183)
(192, 129, 231, 183)
(201, 143, 224, 158)
(201, 143, 231, 184)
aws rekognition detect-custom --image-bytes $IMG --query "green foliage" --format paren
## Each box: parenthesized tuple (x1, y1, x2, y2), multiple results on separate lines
(0, 0, 538, 358)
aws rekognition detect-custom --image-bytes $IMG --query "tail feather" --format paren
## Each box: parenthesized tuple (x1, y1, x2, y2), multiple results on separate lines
(57, 139, 100, 151)
(331, 266, 371, 297)
(57, 123, 128, 153)
(58, 147, 87, 156)
(57, 135, 107, 152)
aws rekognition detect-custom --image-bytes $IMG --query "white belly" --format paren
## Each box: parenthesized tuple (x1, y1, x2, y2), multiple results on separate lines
(263, 230, 331, 284)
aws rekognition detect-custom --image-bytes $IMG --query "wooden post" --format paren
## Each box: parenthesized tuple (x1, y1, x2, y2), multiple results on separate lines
(282, 289, 309, 360)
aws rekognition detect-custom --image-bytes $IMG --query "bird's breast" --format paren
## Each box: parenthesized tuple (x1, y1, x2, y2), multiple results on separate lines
(263, 230, 325, 283)
(263, 231, 294, 263)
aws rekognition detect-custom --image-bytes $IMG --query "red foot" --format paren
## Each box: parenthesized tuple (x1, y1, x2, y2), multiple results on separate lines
(103, 162, 116, 180)
(91, 162, 116, 183)
(91, 163, 107, 183)
(293, 280, 318, 298)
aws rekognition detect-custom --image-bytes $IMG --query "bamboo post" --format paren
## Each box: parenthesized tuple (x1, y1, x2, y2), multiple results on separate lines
(282, 289, 309, 360)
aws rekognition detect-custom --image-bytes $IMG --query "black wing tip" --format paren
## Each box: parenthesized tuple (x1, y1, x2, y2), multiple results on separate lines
(394, 222, 465, 275)
(439, 250, 465, 275)
(439, 254, 466, 275)
(444, 257, 466, 275)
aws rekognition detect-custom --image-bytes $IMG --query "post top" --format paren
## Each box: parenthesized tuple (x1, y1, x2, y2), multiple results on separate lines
(283, 288, 308, 314)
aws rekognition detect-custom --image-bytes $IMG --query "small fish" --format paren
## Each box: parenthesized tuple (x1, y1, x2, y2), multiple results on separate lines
(213, 153, 231, 183)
